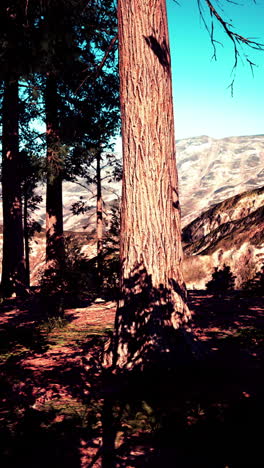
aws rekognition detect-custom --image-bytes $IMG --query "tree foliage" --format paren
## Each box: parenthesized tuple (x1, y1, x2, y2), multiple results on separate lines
(206, 264, 236, 293)
(241, 265, 264, 296)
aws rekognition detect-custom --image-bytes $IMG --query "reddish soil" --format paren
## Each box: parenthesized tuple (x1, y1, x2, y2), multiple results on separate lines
(0, 291, 263, 467)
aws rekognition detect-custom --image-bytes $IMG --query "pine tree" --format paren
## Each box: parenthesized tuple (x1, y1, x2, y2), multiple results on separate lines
(0, 1, 42, 296)
(20, 150, 43, 287)
(37, 0, 119, 272)
(242, 265, 264, 296)
(108, 0, 192, 370)
(1, 77, 26, 296)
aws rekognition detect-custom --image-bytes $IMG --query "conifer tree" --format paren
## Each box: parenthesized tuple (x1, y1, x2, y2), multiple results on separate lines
(0, 2, 32, 296)
(1, 77, 26, 296)
(37, 0, 119, 272)
(109, 0, 192, 370)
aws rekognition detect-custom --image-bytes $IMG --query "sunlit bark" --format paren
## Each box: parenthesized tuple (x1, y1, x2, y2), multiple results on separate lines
(111, 0, 192, 369)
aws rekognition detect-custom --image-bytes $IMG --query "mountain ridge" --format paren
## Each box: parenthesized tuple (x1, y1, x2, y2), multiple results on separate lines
(182, 185, 264, 289)
(1, 133, 263, 233)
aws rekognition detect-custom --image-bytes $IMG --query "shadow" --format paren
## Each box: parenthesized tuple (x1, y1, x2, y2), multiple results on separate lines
(0, 405, 82, 468)
(105, 262, 196, 373)
(99, 270, 263, 467)
(0, 319, 105, 467)
(0, 291, 116, 467)
(99, 360, 263, 467)
(144, 35, 171, 73)
(0, 286, 263, 467)
(0, 296, 50, 354)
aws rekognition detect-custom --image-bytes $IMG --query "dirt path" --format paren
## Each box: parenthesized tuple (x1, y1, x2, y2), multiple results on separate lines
(0, 292, 263, 467)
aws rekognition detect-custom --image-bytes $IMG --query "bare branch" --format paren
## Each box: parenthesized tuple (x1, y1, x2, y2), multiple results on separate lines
(75, 34, 118, 93)
(197, 0, 264, 91)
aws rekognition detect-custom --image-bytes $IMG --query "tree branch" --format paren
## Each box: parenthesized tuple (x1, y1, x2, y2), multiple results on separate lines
(197, 0, 264, 94)
(75, 34, 118, 93)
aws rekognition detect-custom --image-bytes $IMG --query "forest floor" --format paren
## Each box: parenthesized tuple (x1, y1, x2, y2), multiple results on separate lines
(0, 291, 263, 467)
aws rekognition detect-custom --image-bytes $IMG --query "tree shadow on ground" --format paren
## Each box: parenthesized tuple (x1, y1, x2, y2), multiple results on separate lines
(0, 291, 263, 467)
(100, 355, 263, 467)
(100, 289, 264, 467)
(0, 332, 104, 468)
(0, 294, 104, 468)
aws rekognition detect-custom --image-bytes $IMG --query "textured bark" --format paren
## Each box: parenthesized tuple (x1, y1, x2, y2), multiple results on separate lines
(112, 0, 192, 369)
(45, 74, 64, 269)
(1, 77, 26, 296)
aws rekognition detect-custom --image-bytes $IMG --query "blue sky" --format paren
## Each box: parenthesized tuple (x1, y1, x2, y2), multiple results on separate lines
(167, 0, 264, 139)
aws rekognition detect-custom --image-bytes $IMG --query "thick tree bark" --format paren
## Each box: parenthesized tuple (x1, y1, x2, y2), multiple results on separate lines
(111, 0, 192, 370)
(45, 74, 64, 270)
(1, 77, 26, 296)
(96, 150, 103, 286)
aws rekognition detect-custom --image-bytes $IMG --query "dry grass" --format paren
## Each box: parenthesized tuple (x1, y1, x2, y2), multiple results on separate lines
(183, 255, 213, 288)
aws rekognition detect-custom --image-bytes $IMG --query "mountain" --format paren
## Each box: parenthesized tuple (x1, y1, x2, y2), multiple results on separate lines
(177, 134, 264, 226)
(1, 134, 263, 232)
(0, 134, 263, 286)
(182, 186, 264, 248)
(182, 186, 264, 290)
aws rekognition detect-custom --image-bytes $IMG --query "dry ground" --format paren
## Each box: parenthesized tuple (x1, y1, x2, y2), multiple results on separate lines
(0, 291, 263, 467)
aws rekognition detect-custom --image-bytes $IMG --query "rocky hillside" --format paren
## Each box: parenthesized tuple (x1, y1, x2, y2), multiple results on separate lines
(1, 133, 263, 232)
(182, 186, 264, 290)
(177, 134, 264, 226)
(0, 134, 263, 286)
(182, 186, 264, 247)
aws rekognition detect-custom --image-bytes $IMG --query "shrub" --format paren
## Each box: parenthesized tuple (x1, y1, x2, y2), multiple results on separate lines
(39, 235, 98, 313)
(234, 247, 257, 289)
(101, 249, 120, 299)
(206, 264, 236, 293)
(241, 265, 264, 295)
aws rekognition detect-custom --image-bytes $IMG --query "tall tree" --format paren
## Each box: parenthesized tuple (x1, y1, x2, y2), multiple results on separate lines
(20, 150, 43, 287)
(96, 149, 104, 284)
(0, 1, 35, 296)
(0, 0, 50, 296)
(1, 76, 26, 296)
(109, 0, 264, 370)
(37, 0, 119, 271)
(45, 73, 65, 270)
(109, 0, 192, 370)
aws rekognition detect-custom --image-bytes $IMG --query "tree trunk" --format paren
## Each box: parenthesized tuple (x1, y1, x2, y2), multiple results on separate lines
(45, 74, 64, 270)
(23, 192, 30, 288)
(111, 0, 192, 370)
(96, 150, 103, 287)
(1, 77, 26, 297)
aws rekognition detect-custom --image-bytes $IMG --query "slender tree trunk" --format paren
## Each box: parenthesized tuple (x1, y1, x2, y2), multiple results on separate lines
(1, 77, 26, 297)
(45, 73, 64, 270)
(110, 0, 192, 370)
(96, 150, 103, 287)
(23, 192, 30, 288)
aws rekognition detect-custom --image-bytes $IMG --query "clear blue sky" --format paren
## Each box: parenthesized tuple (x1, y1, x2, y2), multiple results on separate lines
(167, 0, 264, 139)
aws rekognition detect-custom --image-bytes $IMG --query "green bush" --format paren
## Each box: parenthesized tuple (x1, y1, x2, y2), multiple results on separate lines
(206, 264, 236, 293)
